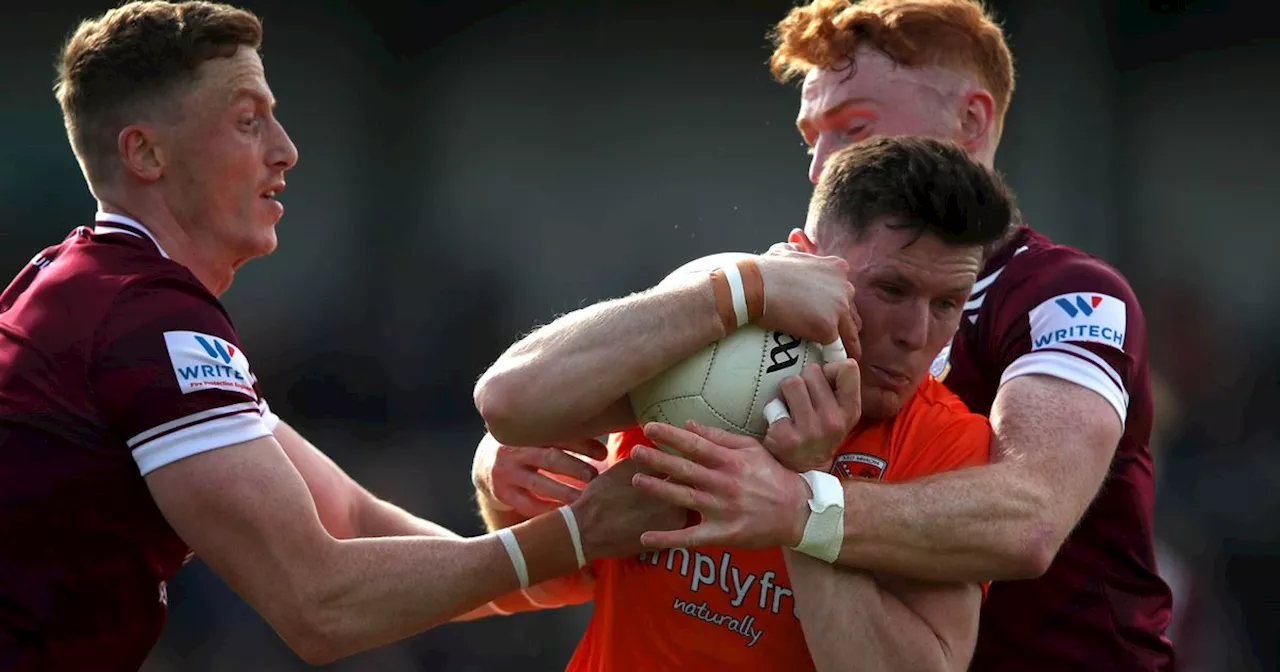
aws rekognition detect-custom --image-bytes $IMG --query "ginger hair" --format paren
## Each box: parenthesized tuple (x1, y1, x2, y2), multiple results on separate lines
(54, 1, 263, 188)
(769, 0, 1015, 133)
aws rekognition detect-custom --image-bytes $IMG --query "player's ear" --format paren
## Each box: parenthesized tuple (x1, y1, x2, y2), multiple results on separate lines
(958, 89, 995, 153)
(788, 228, 818, 254)
(118, 123, 165, 182)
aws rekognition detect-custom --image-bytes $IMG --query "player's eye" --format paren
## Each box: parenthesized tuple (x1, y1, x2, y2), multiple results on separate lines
(933, 298, 959, 313)
(876, 283, 904, 299)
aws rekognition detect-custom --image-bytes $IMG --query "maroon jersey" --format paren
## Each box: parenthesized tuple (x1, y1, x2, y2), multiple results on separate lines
(935, 227, 1174, 670)
(0, 214, 278, 671)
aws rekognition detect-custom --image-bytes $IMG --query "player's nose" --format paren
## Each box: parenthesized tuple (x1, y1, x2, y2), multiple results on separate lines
(268, 117, 299, 172)
(891, 302, 931, 352)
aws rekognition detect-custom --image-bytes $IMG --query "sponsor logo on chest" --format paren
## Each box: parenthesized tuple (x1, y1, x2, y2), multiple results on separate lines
(636, 548, 797, 648)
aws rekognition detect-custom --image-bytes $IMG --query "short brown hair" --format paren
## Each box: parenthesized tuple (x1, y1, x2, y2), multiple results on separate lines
(809, 135, 1015, 248)
(54, 1, 263, 186)
(769, 0, 1015, 136)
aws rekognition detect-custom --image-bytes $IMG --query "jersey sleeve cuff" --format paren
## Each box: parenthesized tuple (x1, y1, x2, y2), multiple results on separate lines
(1000, 349, 1128, 428)
(259, 398, 281, 432)
(129, 402, 272, 475)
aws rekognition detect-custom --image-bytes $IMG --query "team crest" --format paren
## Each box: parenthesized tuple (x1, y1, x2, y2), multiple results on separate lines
(929, 344, 952, 382)
(832, 453, 888, 481)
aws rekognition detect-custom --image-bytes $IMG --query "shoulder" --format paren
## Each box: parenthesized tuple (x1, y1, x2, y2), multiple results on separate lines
(999, 236, 1140, 314)
(885, 378, 991, 477)
(901, 378, 990, 435)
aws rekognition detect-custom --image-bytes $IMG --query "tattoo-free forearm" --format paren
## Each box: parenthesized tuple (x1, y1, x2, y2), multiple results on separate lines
(831, 462, 1047, 582)
(784, 550, 961, 671)
(831, 376, 1121, 582)
(355, 495, 460, 538)
(474, 274, 725, 446)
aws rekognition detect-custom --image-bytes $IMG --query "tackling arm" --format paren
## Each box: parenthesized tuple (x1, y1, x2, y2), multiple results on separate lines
(474, 273, 725, 446)
(273, 419, 457, 539)
(785, 550, 980, 672)
(831, 375, 1121, 581)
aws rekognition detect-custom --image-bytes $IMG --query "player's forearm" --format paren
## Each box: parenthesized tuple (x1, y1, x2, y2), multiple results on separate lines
(355, 494, 460, 538)
(833, 462, 1051, 582)
(299, 514, 578, 663)
(475, 274, 725, 446)
(783, 550, 959, 672)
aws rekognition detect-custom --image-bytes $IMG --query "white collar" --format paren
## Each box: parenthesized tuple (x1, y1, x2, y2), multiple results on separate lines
(94, 211, 170, 259)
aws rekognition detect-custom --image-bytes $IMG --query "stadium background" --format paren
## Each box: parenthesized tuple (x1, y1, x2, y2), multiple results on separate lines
(2, 0, 1277, 669)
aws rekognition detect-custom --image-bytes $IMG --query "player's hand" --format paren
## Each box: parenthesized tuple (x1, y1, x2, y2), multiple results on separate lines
(472, 432, 608, 518)
(571, 459, 689, 561)
(629, 421, 810, 550)
(755, 242, 862, 361)
(763, 359, 862, 472)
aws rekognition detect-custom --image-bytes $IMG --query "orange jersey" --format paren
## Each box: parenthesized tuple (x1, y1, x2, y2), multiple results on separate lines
(565, 376, 991, 672)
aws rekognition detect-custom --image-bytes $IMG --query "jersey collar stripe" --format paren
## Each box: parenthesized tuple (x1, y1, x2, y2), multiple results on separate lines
(971, 244, 1030, 294)
(94, 211, 171, 259)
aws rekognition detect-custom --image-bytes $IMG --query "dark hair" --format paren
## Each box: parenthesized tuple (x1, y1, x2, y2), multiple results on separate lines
(808, 135, 1015, 248)
(54, 1, 263, 186)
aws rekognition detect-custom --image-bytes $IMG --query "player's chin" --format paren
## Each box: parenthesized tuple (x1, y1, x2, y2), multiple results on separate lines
(860, 386, 905, 421)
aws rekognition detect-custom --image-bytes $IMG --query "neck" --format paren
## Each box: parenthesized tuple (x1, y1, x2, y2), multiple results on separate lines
(97, 192, 235, 296)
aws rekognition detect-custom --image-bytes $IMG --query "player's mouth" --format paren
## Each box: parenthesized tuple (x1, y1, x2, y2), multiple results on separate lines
(260, 181, 285, 201)
(867, 364, 912, 390)
(260, 181, 286, 218)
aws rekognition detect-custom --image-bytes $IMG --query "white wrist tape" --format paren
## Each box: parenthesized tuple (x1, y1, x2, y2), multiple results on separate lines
(496, 528, 529, 588)
(791, 470, 845, 563)
(558, 505, 587, 568)
(721, 262, 750, 328)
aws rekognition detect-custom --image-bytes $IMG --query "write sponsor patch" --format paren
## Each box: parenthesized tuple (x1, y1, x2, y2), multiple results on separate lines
(164, 331, 257, 398)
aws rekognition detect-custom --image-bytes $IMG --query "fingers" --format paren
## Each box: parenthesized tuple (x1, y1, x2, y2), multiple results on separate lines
(632, 472, 719, 513)
(640, 525, 718, 550)
(559, 437, 609, 462)
(493, 486, 561, 518)
(778, 373, 817, 435)
(518, 468, 586, 504)
(641, 422, 733, 465)
(837, 298, 862, 363)
(531, 445, 601, 483)
(763, 398, 791, 426)
(800, 363, 843, 435)
(630, 445, 719, 489)
(825, 358, 862, 424)
(684, 421, 760, 450)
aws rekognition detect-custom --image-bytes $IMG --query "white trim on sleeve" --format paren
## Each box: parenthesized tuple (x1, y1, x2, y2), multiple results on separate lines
(259, 398, 281, 432)
(1000, 349, 1128, 428)
(131, 405, 272, 475)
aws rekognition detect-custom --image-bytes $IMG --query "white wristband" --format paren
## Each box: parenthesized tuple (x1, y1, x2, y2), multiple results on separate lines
(791, 470, 845, 563)
(721, 262, 749, 328)
(558, 505, 587, 568)
(496, 528, 529, 588)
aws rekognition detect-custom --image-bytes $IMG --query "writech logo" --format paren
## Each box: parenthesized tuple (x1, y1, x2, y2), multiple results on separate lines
(164, 330, 257, 398)
(1028, 293, 1128, 353)
(1055, 295, 1103, 318)
(194, 335, 237, 364)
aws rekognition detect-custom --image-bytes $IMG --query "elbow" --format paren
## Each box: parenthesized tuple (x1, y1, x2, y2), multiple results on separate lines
(473, 369, 531, 445)
(271, 572, 362, 665)
(1004, 518, 1063, 579)
(276, 611, 346, 666)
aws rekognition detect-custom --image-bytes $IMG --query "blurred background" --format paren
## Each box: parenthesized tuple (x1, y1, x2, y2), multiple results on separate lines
(3, 0, 1277, 669)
